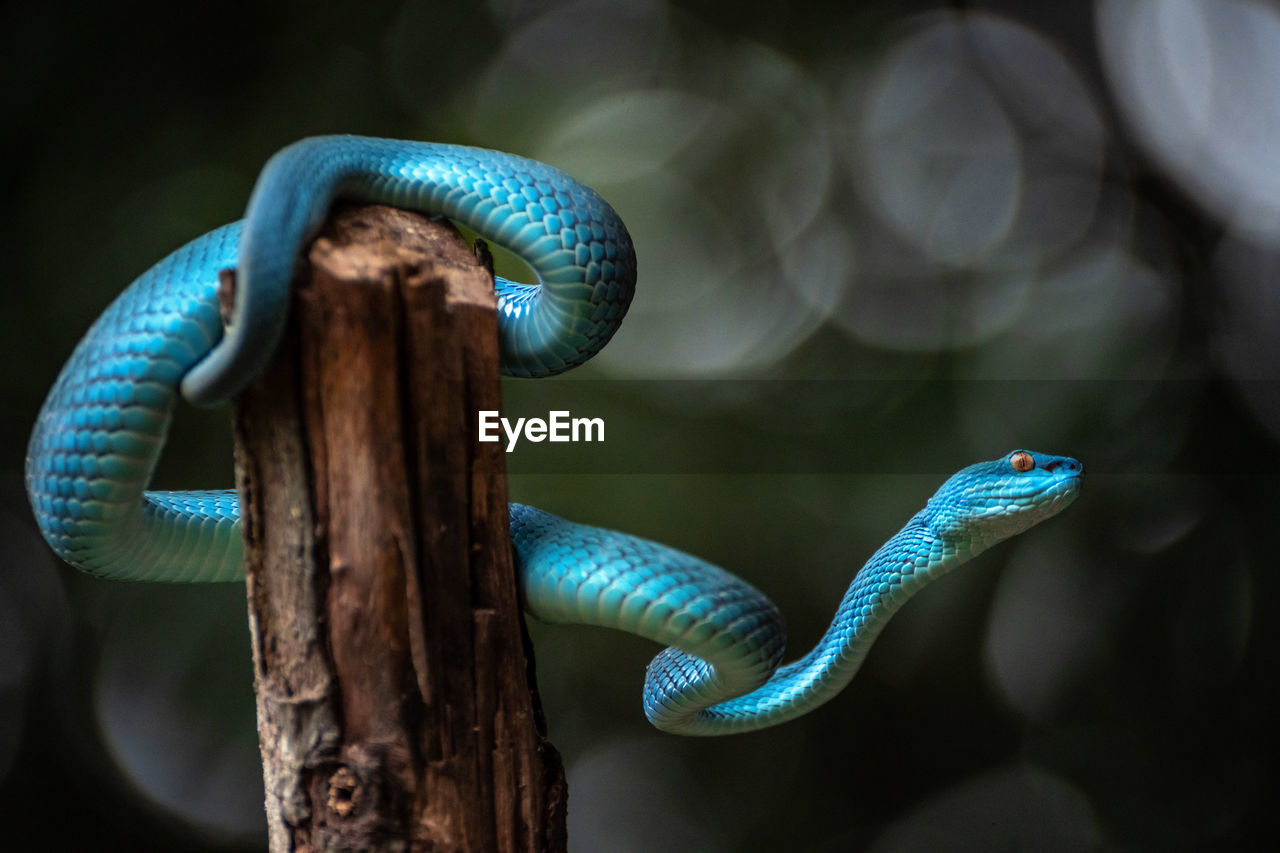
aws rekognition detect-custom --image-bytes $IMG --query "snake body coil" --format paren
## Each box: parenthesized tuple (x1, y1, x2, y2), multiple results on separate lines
(26, 136, 1080, 735)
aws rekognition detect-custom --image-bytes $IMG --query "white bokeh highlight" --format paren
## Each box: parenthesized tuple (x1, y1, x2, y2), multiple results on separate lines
(839, 12, 1109, 354)
(1098, 0, 1280, 244)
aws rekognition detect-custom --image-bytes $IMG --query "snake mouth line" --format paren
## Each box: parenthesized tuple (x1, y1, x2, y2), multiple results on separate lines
(1036, 473, 1083, 502)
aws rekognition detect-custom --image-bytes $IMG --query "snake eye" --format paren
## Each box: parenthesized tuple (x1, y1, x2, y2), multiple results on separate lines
(1009, 451, 1035, 473)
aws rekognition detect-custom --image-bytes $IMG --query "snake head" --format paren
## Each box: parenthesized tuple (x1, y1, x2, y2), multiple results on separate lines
(922, 450, 1083, 547)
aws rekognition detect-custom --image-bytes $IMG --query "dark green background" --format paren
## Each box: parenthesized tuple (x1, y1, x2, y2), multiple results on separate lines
(2, 1, 1277, 850)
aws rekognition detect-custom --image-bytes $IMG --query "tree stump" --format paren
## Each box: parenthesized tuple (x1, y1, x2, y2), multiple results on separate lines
(229, 203, 566, 852)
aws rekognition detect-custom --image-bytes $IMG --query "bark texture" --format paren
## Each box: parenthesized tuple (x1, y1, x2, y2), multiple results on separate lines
(230, 203, 566, 853)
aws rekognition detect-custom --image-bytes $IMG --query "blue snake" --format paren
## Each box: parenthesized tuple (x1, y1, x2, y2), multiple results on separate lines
(25, 136, 1082, 735)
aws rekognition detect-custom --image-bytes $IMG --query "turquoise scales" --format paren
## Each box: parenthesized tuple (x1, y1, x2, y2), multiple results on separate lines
(25, 135, 1082, 735)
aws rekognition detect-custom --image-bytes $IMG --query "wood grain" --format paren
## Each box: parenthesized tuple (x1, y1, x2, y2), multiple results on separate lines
(231, 203, 566, 852)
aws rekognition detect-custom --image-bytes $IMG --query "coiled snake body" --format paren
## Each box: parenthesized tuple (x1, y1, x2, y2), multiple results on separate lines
(26, 136, 1081, 735)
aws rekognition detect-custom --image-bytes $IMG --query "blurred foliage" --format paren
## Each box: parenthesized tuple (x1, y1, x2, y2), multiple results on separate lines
(2, 0, 1278, 850)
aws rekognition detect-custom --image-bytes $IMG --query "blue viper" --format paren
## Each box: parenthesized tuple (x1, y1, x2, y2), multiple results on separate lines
(25, 136, 1081, 734)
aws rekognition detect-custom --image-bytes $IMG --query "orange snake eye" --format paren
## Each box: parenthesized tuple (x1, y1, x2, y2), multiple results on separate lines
(1010, 451, 1035, 473)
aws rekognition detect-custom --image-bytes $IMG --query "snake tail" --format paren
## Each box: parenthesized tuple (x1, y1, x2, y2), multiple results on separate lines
(27, 136, 636, 581)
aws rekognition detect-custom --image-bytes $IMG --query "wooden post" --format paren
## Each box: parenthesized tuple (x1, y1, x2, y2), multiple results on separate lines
(229, 204, 567, 852)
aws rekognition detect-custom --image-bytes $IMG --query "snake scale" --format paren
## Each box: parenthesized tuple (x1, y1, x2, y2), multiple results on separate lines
(25, 136, 1082, 735)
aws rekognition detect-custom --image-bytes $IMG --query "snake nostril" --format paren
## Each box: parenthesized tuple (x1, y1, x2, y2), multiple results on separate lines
(1044, 458, 1082, 475)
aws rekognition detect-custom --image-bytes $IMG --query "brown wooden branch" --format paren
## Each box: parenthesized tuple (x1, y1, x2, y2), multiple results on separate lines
(229, 203, 566, 853)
